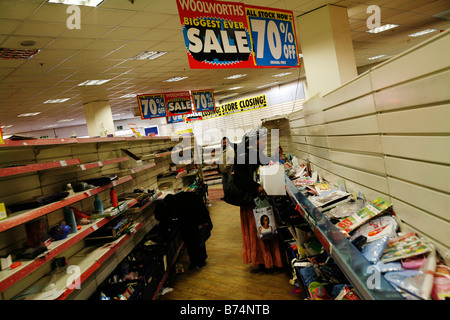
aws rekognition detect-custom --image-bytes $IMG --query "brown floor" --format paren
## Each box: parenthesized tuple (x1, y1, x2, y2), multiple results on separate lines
(159, 185, 304, 300)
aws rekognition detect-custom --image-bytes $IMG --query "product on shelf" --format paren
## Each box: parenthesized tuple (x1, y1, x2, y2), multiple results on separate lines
(380, 232, 433, 263)
(349, 215, 398, 243)
(335, 197, 392, 237)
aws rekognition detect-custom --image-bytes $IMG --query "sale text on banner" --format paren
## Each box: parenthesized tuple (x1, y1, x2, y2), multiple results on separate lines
(246, 6, 299, 67)
(176, 0, 253, 68)
(191, 89, 216, 112)
(164, 91, 193, 117)
(176, 0, 300, 69)
(201, 94, 267, 120)
(138, 94, 167, 119)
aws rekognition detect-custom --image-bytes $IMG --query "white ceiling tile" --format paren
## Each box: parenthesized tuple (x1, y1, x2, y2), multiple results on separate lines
(99, 0, 149, 11)
(45, 38, 95, 50)
(13, 21, 67, 37)
(59, 24, 115, 38)
(0, 0, 42, 20)
(82, 8, 136, 25)
(120, 12, 173, 28)
(100, 26, 149, 40)
(0, 19, 24, 34)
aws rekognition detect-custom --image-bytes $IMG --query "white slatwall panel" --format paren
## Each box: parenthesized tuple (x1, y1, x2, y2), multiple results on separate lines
(287, 30, 450, 258)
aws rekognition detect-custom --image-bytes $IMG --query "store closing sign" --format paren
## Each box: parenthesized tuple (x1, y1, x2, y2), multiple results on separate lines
(176, 0, 300, 69)
(201, 94, 267, 120)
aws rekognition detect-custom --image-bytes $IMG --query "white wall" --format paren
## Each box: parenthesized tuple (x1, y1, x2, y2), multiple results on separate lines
(288, 30, 450, 261)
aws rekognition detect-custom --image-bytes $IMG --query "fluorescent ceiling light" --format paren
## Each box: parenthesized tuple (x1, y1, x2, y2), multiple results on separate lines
(44, 98, 70, 103)
(273, 72, 292, 77)
(225, 74, 247, 79)
(366, 24, 399, 33)
(163, 77, 188, 82)
(18, 112, 41, 117)
(43, 124, 58, 128)
(77, 79, 110, 86)
(228, 86, 243, 90)
(120, 93, 137, 98)
(48, 0, 105, 7)
(257, 82, 279, 89)
(1, 125, 12, 129)
(57, 119, 74, 122)
(368, 54, 388, 60)
(130, 51, 168, 60)
(408, 29, 438, 37)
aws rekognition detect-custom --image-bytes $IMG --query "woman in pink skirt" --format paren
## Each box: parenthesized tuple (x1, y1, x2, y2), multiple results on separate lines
(233, 127, 283, 272)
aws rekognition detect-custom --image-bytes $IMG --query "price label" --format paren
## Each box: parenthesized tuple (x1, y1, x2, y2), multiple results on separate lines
(246, 7, 300, 67)
(138, 94, 167, 119)
(191, 89, 216, 112)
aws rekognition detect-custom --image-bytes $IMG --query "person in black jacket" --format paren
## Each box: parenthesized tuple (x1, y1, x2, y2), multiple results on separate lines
(233, 127, 283, 273)
(155, 192, 212, 269)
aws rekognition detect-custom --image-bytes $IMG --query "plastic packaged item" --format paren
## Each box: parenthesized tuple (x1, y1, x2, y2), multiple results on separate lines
(328, 199, 365, 219)
(431, 265, 450, 300)
(401, 254, 427, 269)
(349, 215, 398, 243)
(384, 270, 421, 298)
(336, 197, 392, 237)
(308, 282, 331, 300)
(361, 236, 389, 264)
(375, 261, 403, 273)
(381, 232, 432, 263)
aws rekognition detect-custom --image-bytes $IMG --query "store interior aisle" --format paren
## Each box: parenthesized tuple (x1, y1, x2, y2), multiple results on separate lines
(160, 185, 303, 300)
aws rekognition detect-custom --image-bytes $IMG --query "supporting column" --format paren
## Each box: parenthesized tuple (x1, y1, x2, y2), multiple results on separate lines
(297, 5, 357, 97)
(83, 100, 115, 137)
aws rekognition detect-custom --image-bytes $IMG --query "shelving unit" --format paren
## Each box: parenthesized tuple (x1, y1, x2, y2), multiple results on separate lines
(284, 175, 404, 300)
(0, 199, 137, 293)
(0, 136, 181, 300)
(0, 159, 82, 178)
(0, 175, 134, 232)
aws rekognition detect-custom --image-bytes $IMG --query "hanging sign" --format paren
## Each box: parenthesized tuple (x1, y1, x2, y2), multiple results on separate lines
(176, 0, 254, 68)
(164, 91, 193, 117)
(185, 111, 203, 122)
(246, 6, 300, 67)
(176, 0, 300, 69)
(167, 114, 185, 124)
(201, 94, 267, 120)
(137, 94, 167, 119)
(191, 89, 216, 112)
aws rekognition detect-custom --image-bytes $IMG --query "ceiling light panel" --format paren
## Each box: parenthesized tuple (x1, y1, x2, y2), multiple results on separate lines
(163, 76, 188, 82)
(408, 29, 438, 37)
(77, 79, 111, 86)
(366, 24, 399, 33)
(44, 98, 70, 103)
(130, 51, 168, 60)
(225, 74, 247, 79)
(48, 0, 105, 7)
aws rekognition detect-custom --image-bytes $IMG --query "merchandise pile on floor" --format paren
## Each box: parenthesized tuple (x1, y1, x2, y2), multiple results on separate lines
(279, 156, 449, 300)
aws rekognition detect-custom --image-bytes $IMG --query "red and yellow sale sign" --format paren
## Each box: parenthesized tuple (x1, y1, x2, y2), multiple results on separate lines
(176, 0, 300, 69)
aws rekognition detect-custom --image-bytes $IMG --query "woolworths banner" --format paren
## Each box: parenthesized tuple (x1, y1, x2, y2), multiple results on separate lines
(201, 94, 267, 120)
(176, 0, 300, 69)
